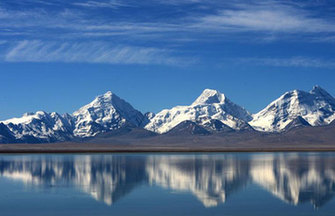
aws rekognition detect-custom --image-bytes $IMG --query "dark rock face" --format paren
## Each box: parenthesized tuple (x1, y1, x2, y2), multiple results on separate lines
(166, 120, 210, 136)
(201, 119, 234, 133)
(284, 116, 311, 131)
(88, 122, 157, 141)
(0, 123, 15, 143)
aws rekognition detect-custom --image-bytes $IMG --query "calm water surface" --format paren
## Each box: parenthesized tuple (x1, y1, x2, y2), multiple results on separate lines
(0, 153, 334, 216)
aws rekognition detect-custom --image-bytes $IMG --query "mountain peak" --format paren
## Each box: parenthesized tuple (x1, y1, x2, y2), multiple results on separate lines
(23, 112, 35, 117)
(103, 91, 113, 98)
(91, 91, 116, 105)
(192, 89, 226, 105)
(4, 111, 48, 125)
(73, 91, 146, 137)
(23, 111, 47, 117)
(310, 85, 333, 99)
(146, 88, 252, 134)
(311, 85, 324, 91)
(250, 85, 335, 132)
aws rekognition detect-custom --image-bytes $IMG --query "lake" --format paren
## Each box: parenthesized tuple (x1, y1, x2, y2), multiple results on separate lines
(0, 153, 334, 215)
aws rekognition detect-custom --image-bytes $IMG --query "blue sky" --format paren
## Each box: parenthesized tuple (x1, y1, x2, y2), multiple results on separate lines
(1, 0, 335, 120)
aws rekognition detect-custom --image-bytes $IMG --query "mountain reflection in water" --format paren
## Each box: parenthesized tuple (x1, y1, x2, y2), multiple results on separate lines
(0, 153, 334, 208)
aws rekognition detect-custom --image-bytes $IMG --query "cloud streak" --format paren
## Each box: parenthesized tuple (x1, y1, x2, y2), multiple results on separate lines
(4, 40, 184, 65)
(1, 0, 335, 42)
(0, 0, 335, 65)
(237, 56, 335, 68)
(73, 0, 127, 9)
(195, 3, 335, 33)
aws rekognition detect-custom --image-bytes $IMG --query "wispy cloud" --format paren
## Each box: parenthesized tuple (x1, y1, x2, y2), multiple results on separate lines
(4, 40, 185, 65)
(0, 4, 179, 40)
(195, 3, 335, 33)
(73, 0, 127, 9)
(0, 0, 335, 43)
(0, 0, 335, 65)
(237, 56, 335, 68)
(152, 0, 204, 5)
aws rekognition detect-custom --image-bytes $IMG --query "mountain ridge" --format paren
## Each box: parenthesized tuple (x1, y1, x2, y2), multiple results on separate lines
(250, 86, 335, 132)
(145, 89, 253, 134)
(0, 85, 334, 143)
(73, 91, 148, 137)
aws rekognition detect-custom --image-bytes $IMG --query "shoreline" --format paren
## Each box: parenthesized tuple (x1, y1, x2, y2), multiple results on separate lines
(1, 143, 335, 153)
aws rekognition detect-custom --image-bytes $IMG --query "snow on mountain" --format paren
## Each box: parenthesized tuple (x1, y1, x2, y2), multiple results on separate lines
(0, 123, 15, 143)
(249, 86, 335, 132)
(1, 111, 74, 142)
(1, 86, 334, 143)
(145, 89, 252, 134)
(144, 112, 155, 120)
(72, 91, 148, 137)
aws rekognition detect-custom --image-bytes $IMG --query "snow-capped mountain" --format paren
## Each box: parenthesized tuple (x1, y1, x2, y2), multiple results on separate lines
(72, 91, 148, 137)
(0, 91, 149, 142)
(0, 86, 334, 143)
(249, 86, 335, 132)
(1, 111, 74, 143)
(145, 89, 252, 134)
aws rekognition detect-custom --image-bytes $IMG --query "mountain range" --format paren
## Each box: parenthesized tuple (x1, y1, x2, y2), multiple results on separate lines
(1, 85, 335, 144)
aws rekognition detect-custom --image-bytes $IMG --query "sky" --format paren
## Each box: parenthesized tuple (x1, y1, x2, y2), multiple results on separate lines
(1, 0, 335, 120)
